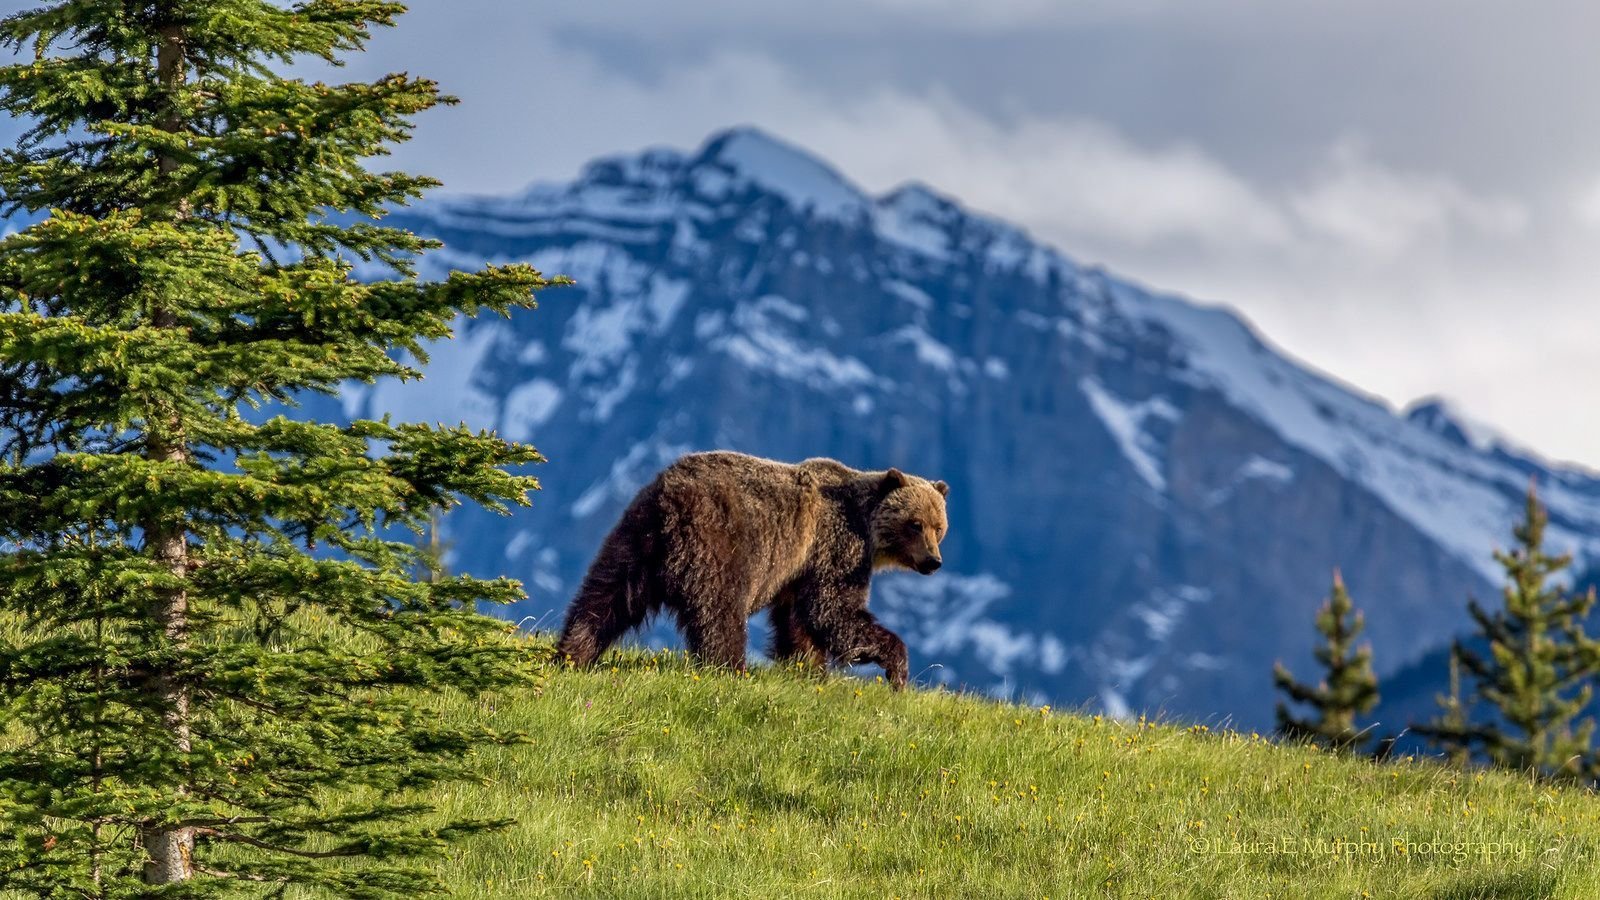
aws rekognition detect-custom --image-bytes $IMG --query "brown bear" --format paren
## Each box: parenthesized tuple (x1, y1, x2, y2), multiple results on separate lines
(555, 451, 950, 688)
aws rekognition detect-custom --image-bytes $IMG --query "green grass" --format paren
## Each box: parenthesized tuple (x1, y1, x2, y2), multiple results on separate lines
(409, 641, 1600, 899)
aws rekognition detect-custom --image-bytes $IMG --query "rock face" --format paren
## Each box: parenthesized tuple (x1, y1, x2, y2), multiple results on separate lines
(337, 127, 1600, 727)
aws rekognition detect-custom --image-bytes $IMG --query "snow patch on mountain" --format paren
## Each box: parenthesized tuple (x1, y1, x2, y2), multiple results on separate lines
(884, 280, 933, 310)
(589, 357, 637, 422)
(1237, 455, 1294, 484)
(501, 379, 562, 442)
(550, 244, 689, 378)
(518, 340, 548, 365)
(1206, 455, 1296, 506)
(890, 325, 958, 372)
(1079, 377, 1181, 492)
(712, 298, 880, 390)
(504, 530, 534, 562)
(1132, 585, 1214, 642)
(750, 294, 809, 322)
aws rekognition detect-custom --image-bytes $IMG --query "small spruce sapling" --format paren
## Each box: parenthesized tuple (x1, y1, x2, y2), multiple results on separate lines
(1274, 570, 1380, 751)
(1420, 483, 1600, 782)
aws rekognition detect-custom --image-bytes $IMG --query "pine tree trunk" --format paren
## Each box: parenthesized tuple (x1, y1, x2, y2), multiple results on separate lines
(143, 465, 193, 882)
(142, 19, 195, 885)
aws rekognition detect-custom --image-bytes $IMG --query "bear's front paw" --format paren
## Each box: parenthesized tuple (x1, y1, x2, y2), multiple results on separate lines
(882, 636, 909, 691)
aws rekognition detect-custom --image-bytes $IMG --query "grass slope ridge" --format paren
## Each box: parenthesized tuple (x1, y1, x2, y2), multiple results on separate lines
(420, 644, 1597, 898)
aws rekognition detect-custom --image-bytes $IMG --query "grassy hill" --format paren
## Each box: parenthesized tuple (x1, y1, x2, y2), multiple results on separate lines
(407, 642, 1599, 899)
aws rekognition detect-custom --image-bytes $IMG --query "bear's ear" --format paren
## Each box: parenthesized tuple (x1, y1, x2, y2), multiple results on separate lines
(880, 467, 908, 493)
(933, 480, 949, 498)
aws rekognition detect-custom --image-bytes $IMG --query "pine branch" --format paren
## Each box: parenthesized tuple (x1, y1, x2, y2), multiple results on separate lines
(195, 829, 361, 860)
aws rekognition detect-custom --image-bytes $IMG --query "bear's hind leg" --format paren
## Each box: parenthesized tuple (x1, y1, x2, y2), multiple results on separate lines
(678, 601, 750, 673)
(556, 553, 648, 667)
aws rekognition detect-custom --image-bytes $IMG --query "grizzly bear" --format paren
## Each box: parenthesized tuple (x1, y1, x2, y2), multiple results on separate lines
(555, 451, 950, 688)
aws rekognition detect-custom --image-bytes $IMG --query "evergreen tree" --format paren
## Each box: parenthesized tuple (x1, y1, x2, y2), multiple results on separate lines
(0, 1, 563, 894)
(1429, 652, 1475, 768)
(1420, 484, 1600, 782)
(1273, 570, 1380, 750)
(415, 509, 452, 585)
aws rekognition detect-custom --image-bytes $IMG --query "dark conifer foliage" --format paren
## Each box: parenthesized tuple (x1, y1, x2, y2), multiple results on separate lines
(1420, 484, 1600, 783)
(0, 1, 564, 894)
(1273, 570, 1380, 751)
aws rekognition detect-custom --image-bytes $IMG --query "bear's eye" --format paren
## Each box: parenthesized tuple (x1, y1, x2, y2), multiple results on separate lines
(908, 521, 924, 533)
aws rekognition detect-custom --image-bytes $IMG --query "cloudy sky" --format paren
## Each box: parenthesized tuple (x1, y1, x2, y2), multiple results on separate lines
(36, 2, 1600, 463)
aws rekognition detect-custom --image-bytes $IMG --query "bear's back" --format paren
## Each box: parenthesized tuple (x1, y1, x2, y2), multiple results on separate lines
(660, 451, 862, 488)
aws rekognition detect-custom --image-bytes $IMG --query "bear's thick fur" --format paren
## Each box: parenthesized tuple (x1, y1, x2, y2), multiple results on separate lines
(555, 451, 950, 688)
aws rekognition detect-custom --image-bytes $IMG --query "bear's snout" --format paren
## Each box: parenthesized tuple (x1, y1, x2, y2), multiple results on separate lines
(916, 557, 942, 575)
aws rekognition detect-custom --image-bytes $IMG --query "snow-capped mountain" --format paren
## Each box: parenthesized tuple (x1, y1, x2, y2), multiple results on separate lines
(336, 127, 1600, 727)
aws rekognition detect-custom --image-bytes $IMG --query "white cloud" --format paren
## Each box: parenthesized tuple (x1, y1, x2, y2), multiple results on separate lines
(793, 96, 1295, 251)
(1573, 175, 1600, 227)
(1288, 139, 1528, 258)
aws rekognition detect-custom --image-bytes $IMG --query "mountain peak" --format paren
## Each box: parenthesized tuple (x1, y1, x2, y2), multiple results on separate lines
(881, 181, 956, 211)
(1402, 396, 1504, 453)
(577, 144, 688, 190)
(694, 127, 867, 221)
(1403, 397, 1473, 447)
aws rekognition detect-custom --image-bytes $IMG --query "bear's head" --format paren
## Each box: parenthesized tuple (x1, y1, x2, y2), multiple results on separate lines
(871, 468, 950, 575)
